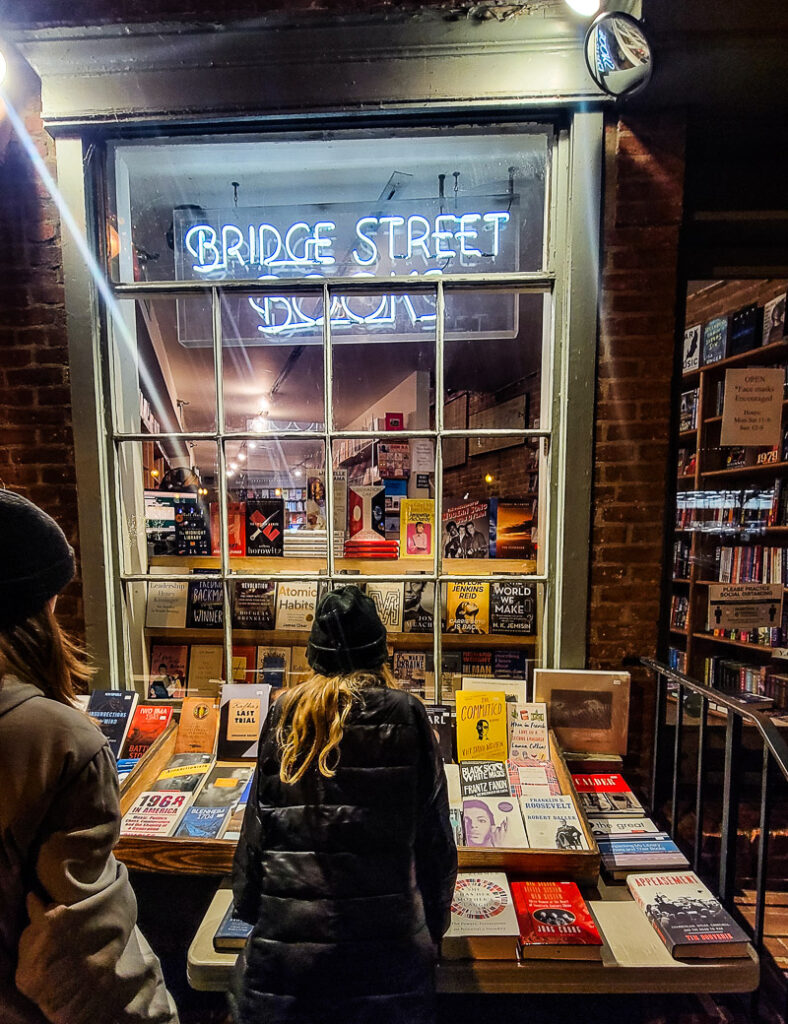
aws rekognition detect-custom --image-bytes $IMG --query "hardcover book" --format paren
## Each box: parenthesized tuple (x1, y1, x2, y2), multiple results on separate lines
(425, 704, 454, 763)
(598, 837, 690, 878)
(175, 697, 219, 754)
(441, 499, 491, 559)
(444, 764, 464, 846)
(519, 795, 589, 851)
(489, 499, 535, 559)
(147, 645, 188, 699)
(461, 649, 494, 677)
(217, 684, 272, 760)
(145, 581, 188, 630)
(365, 582, 404, 632)
(144, 490, 198, 558)
(186, 645, 224, 696)
(729, 302, 761, 357)
(150, 752, 213, 792)
(174, 502, 211, 556)
(399, 498, 435, 558)
(186, 573, 224, 630)
(192, 762, 254, 812)
(443, 873, 520, 960)
(256, 646, 292, 688)
(231, 644, 257, 683)
(347, 484, 386, 539)
(702, 316, 729, 365)
(121, 704, 173, 760)
(245, 499, 284, 557)
(626, 872, 749, 958)
(86, 690, 139, 760)
(490, 581, 536, 635)
(377, 442, 410, 479)
(445, 581, 489, 635)
(533, 669, 631, 756)
(402, 581, 434, 633)
(218, 776, 254, 841)
(493, 649, 530, 680)
(506, 702, 549, 761)
(506, 758, 561, 798)
(571, 774, 644, 816)
(511, 881, 602, 960)
(455, 690, 508, 762)
(174, 805, 229, 839)
(682, 323, 701, 373)
(213, 899, 254, 951)
(120, 791, 191, 838)
(589, 816, 660, 838)
(306, 473, 327, 530)
(392, 651, 427, 693)
(462, 796, 529, 849)
(275, 581, 318, 630)
(763, 293, 786, 346)
(210, 501, 246, 557)
(231, 581, 276, 630)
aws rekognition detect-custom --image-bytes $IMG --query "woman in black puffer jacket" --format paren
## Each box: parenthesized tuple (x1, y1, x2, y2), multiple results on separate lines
(231, 585, 457, 1024)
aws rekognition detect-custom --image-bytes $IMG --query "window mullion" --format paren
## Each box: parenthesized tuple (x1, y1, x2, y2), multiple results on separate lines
(433, 280, 445, 705)
(323, 282, 335, 581)
(212, 287, 233, 684)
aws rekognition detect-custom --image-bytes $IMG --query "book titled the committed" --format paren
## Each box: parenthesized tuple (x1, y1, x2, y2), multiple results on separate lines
(455, 690, 508, 762)
(511, 880, 603, 960)
(571, 774, 644, 817)
(519, 796, 589, 851)
(87, 690, 139, 760)
(120, 704, 173, 760)
(175, 698, 219, 755)
(443, 873, 520, 960)
(627, 872, 749, 959)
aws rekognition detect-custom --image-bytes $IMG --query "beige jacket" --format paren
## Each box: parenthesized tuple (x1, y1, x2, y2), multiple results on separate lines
(0, 676, 178, 1024)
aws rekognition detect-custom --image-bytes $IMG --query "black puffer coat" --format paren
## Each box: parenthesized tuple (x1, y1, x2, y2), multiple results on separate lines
(231, 686, 457, 1024)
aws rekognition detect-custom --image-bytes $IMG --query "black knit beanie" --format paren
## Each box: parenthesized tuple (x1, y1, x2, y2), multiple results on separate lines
(0, 491, 75, 630)
(306, 585, 388, 676)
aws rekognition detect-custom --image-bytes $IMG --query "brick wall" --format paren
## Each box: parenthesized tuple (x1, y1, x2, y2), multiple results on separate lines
(587, 113, 686, 775)
(0, 75, 84, 637)
(686, 279, 788, 326)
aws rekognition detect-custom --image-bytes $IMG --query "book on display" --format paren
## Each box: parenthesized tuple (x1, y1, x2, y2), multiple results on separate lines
(443, 873, 520, 960)
(571, 774, 644, 816)
(150, 753, 213, 793)
(213, 900, 254, 952)
(454, 690, 508, 762)
(519, 796, 589, 851)
(459, 761, 510, 801)
(462, 796, 529, 850)
(86, 690, 139, 760)
(217, 684, 271, 760)
(120, 791, 191, 838)
(506, 702, 549, 761)
(175, 697, 219, 754)
(598, 837, 690, 879)
(511, 881, 603, 960)
(175, 806, 230, 839)
(120, 704, 173, 760)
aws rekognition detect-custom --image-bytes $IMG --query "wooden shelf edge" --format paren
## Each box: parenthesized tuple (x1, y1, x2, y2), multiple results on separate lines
(682, 340, 788, 381)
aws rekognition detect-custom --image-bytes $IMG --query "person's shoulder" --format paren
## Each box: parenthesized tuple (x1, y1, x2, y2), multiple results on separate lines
(367, 686, 429, 723)
(1, 680, 107, 761)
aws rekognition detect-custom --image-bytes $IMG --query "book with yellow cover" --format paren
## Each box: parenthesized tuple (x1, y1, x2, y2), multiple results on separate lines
(455, 689, 508, 761)
(399, 499, 435, 559)
(445, 581, 489, 635)
(175, 696, 219, 755)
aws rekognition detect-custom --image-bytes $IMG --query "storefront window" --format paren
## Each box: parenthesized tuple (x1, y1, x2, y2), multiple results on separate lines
(105, 126, 555, 700)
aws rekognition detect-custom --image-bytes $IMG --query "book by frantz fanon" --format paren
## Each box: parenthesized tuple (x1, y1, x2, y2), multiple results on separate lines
(441, 499, 491, 559)
(217, 684, 272, 760)
(86, 689, 139, 760)
(455, 690, 508, 762)
(459, 760, 510, 800)
(442, 873, 520, 960)
(186, 571, 224, 630)
(175, 697, 219, 754)
(120, 704, 173, 760)
(519, 795, 589, 851)
(365, 582, 404, 632)
(210, 501, 246, 557)
(490, 580, 536, 635)
(511, 880, 603, 959)
(275, 581, 318, 630)
(446, 581, 489, 634)
(245, 499, 284, 557)
(626, 872, 749, 958)
(399, 498, 434, 558)
(231, 580, 276, 630)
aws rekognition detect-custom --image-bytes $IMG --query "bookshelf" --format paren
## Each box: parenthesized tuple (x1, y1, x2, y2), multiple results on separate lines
(668, 280, 788, 707)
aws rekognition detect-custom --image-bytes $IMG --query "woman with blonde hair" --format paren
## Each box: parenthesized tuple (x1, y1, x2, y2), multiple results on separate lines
(232, 584, 457, 1024)
(0, 491, 178, 1024)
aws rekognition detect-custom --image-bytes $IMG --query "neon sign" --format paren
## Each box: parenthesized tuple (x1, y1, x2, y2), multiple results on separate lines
(173, 197, 520, 345)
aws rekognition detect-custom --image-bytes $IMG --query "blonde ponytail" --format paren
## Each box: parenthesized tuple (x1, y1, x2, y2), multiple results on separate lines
(276, 664, 398, 783)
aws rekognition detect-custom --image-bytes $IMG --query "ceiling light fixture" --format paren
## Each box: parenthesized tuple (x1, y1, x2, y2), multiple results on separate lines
(565, 0, 600, 15)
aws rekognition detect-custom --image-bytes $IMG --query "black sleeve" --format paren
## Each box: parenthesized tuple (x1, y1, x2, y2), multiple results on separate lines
(410, 698, 458, 945)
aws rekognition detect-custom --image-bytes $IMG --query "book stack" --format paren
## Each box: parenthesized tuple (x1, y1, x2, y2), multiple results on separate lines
(282, 529, 329, 558)
(343, 536, 400, 559)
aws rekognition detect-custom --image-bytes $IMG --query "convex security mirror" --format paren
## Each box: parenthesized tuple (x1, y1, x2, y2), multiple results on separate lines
(585, 11, 653, 98)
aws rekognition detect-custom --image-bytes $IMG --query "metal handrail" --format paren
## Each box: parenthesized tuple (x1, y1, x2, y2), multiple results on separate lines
(642, 657, 788, 784)
(643, 656, 788, 967)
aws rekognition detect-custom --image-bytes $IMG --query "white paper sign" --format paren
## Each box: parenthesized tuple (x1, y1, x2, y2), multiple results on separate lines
(720, 367, 784, 447)
(708, 583, 783, 630)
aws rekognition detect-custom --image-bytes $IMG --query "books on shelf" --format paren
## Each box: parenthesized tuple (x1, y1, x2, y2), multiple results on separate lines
(702, 316, 729, 365)
(175, 697, 219, 754)
(187, 645, 224, 695)
(275, 581, 318, 630)
(145, 581, 189, 630)
(588, 816, 661, 838)
(763, 292, 786, 346)
(511, 881, 603, 960)
(210, 501, 246, 557)
(399, 498, 434, 558)
(442, 873, 520, 960)
(571, 774, 644, 817)
(489, 580, 536, 635)
(446, 582, 490, 635)
(489, 498, 536, 559)
(245, 499, 284, 557)
(120, 704, 173, 760)
(186, 573, 224, 630)
(679, 389, 699, 432)
(519, 796, 589, 851)
(217, 684, 272, 760)
(147, 644, 188, 699)
(462, 795, 529, 849)
(365, 582, 404, 632)
(256, 646, 292, 688)
(231, 581, 276, 630)
(459, 761, 509, 801)
(682, 323, 701, 373)
(441, 499, 491, 559)
(627, 872, 749, 958)
(729, 303, 761, 357)
(506, 702, 549, 761)
(455, 690, 508, 762)
(425, 704, 454, 763)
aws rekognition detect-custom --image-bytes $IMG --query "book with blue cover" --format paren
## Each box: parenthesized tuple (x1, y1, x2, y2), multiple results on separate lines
(213, 899, 253, 951)
(597, 835, 690, 879)
(175, 806, 229, 839)
(87, 689, 139, 759)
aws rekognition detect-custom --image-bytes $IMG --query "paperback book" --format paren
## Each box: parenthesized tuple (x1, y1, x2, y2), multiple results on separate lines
(489, 499, 535, 559)
(598, 837, 690, 879)
(347, 484, 386, 540)
(443, 873, 520, 960)
(512, 880, 603, 960)
(402, 581, 434, 633)
(175, 806, 229, 839)
(392, 651, 427, 692)
(490, 581, 536, 635)
(399, 498, 435, 558)
(571, 774, 644, 816)
(506, 758, 561, 798)
(256, 646, 292, 688)
(186, 645, 224, 695)
(218, 776, 254, 841)
(120, 791, 191, 837)
(627, 872, 749, 958)
(145, 581, 188, 630)
(213, 899, 254, 951)
(682, 323, 701, 373)
(519, 795, 589, 851)
(455, 690, 508, 762)
(87, 690, 139, 760)
(147, 645, 188, 699)
(217, 684, 272, 760)
(175, 697, 219, 754)
(445, 581, 489, 635)
(459, 760, 510, 800)
(425, 704, 454, 763)
(121, 704, 173, 760)
(231, 581, 276, 630)
(365, 582, 404, 632)
(702, 316, 729, 365)
(150, 752, 213, 793)
(275, 581, 318, 630)
(444, 764, 464, 846)
(763, 293, 786, 346)
(192, 762, 254, 815)
(462, 796, 529, 849)
(186, 572, 224, 630)
(174, 502, 211, 556)
(210, 501, 246, 557)
(441, 499, 490, 559)
(245, 499, 284, 557)
(589, 816, 661, 838)
(506, 702, 549, 761)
